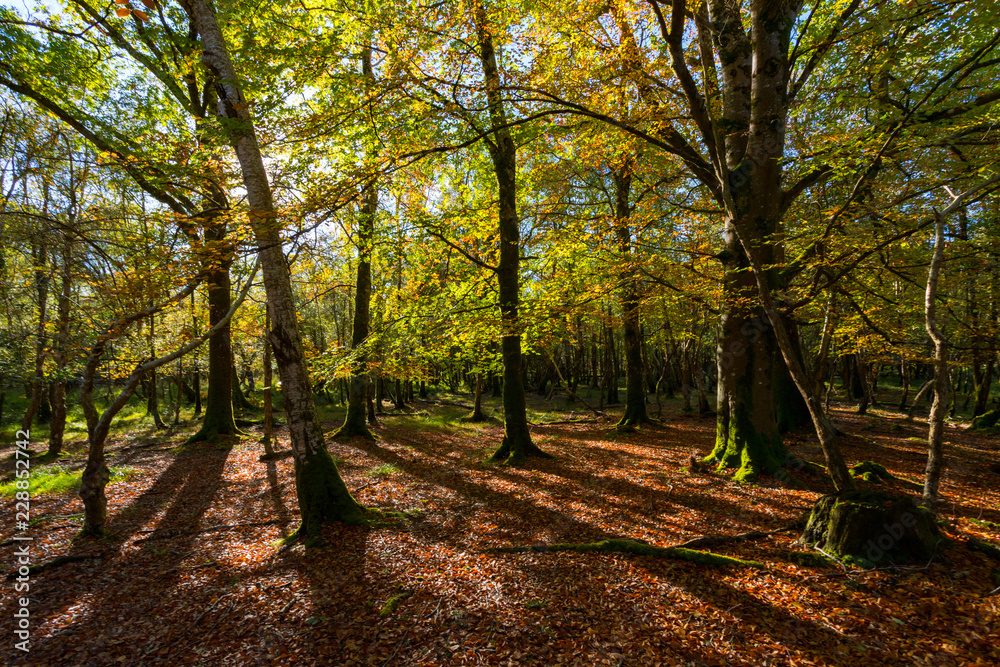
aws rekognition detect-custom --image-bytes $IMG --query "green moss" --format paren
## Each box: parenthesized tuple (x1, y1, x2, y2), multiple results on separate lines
(802, 492, 942, 565)
(496, 539, 763, 567)
(991, 568, 1000, 588)
(780, 550, 834, 568)
(971, 409, 999, 431)
(849, 461, 895, 482)
(706, 401, 784, 484)
(970, 518, 1000, 532)
(380, 590, 413, 617)
(969, 538, 1000, 562)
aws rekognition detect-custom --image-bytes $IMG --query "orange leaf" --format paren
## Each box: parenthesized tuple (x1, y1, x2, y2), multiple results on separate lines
(141, 0, 156, 7)
(132, 8, 149, 20)
(115, 7, 130, 16)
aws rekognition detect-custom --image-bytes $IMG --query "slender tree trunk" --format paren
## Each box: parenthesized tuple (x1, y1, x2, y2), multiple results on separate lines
(474, 2, 549, 464)
(48, 233, 73, 456)
(183, 0, 365, 541)
(923, 214, 949, 510)
(681, 339, 693, 413)
(146, 315, 166, 429)
(262, 307, 275, 455)
(22, 236, 50, 434)
(908, 379, 935, 419)
(469, 373, 486, 421)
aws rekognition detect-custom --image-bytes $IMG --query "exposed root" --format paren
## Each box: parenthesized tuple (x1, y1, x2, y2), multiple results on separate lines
(488, 538, 764, 567)
(6, 554, 101, 580)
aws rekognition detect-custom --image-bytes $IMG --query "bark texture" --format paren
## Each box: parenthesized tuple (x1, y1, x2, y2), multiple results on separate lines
(183, 0, 365, 541)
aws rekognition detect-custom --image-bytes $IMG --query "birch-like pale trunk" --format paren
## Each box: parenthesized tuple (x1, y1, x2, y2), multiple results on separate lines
(923, 213, 949, 509)
(182, 0, 365, 540)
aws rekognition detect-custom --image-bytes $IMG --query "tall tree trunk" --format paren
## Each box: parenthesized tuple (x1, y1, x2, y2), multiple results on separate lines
(48, 232, 73, 456)
(613, 163, 648, 428)
(187, 225, 239, 442)
(474, 2, 549, 464)
(335, 43, 377, 440)
(681, 339, 693, 413)
(923, 214, 949, 510)
(146, 315, 166, 429)
(262, 306, 275, 455)
(183, 0, 365, 541)
(706, 0, 855, 491)
(21, 236, 50, 434)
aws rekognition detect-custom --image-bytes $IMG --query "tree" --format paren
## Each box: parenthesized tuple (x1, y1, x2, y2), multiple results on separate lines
(181, 0, 366, 542)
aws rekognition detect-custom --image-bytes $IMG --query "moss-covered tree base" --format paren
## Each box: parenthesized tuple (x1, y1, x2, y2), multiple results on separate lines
(802, 491, 942, 566)
(331, 403, 374, 441)
(290, 448, 370, 546)
(488, 538, 763, 567)
(487, 435, 553, 466)
(185, 416, 247, 446)
(706, 409, 785, 484)
(615, 405, 656, 432)
(330, 421, 375, 441)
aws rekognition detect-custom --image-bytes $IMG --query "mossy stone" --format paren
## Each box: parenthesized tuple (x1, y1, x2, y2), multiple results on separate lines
(802, 491, 942, 566)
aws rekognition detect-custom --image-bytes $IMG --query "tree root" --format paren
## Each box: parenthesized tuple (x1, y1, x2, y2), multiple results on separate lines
(6, 554, 101, 580)
(487, 538, 764, 567)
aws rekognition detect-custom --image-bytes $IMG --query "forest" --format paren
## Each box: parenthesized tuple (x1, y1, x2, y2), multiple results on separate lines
(1, 0, 999, 664)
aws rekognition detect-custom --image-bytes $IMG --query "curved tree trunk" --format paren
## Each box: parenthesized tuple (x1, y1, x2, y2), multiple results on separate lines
(923, 214, 949, 510)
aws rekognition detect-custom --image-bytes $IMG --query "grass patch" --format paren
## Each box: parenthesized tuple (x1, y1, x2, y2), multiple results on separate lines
(0, 465, 137, 497)
(365, 463, 401, 478)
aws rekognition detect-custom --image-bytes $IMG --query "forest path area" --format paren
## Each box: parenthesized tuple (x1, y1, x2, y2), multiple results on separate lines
(2, 397, 999, 666)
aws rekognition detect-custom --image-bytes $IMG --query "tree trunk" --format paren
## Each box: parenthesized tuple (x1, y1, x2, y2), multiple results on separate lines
(21, 236, 50, 435)
(262, 307, 275, 455)
(146, 315, 166, 429)
(469, 373, 486, 421)
(187, 244, 239, 442)
(923, 214, 949, 510)
(333, 43, 376, 440)
(48, 233, 73, 456)
(613, 163, 648, 428)
(183, 0, 365, 542)
(474, 2, 549, 464)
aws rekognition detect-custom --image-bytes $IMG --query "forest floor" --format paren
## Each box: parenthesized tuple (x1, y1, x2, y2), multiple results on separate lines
(1, 390, 999, 666)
